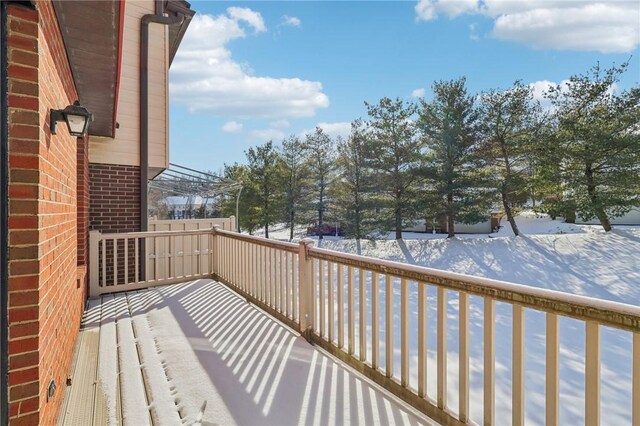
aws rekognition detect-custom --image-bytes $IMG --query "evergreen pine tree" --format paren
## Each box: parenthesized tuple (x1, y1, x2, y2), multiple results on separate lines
(418, 78, 494, 238)
(303, 127, 337, 240)
(478, 81, 542, 236)
(245, 141, 283, 238)
(366, 97, 422, 239)
(544, 62, 640, 231)
(334, 119, 376, 249)
(280, 135, 310, 241)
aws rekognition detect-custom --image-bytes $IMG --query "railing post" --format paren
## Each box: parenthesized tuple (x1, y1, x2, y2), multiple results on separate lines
(298, 238, 314, 340)
(89, 230, 101, 297)
(212, 225, 220, 278)
(229, 215, 236, 232)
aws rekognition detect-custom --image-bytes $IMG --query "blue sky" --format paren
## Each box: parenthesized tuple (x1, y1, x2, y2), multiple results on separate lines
(168, 1, 640, 174)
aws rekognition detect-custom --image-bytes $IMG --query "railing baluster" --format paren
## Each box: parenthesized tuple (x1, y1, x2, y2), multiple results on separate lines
(437, 286, 447, 409)
(513, 304, 525, 426)
(418, 282, 427, 397)
(372, 272, 380, 370)
(328, 261, 334, 343)
(484, 297, 495, 426)
(124, 238, 129, 285)
(134, 237, 139, 283)
(181, 234, 186, 278)
(585, 321, 600, 426)
(546, 312, 560, 426)
(191, 234, 196, 278)
(311, 258, 316, 330)
(113, 238, 118, 286)
(284, 252, 289, 316)
(401, 278, 409, 386)
(386, 274, 393, 378)
(271, 247, 276, 307)
(319, 259, 325, 338)
(170, 234, 175, 279)
(197, 233, 202, 276)
(360, 270, 367, 362)
(337, 264, 344, 349)
(280, 250, 285, 313)
(292, 253, 298, 322)
(459, 291, 469, 419)
(634, 333, 640, 426)
(262, 245, 267, 302)
(164, 236, 169, 279)
(101, 239, 106, 287)
(348, 266, 355, 355)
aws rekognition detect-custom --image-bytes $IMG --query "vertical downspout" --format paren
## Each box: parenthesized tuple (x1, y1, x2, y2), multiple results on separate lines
(1, 1, 10, 423)
(140, 1, 183, 233)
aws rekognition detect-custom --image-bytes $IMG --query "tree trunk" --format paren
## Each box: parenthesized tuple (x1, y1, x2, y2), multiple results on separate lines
(565, 209, 576, 224)
(395, 207, 402, 240)
(502, 189, 520, 236)
(289, 210, 295, 242)
(585, 166, 611, 231)
(318, 185, 324, 240)
(499, 140, 519, 236)
(447, 192, 455, 238)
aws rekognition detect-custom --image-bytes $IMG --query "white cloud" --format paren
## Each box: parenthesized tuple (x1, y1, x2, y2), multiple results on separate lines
(227, 7, 266, 33)
(170, 11, 329, 119)
(269, 119, 290, 128)
(415, 0, 640, 52)
(415, 0, 478, 21)
(281, 15, 302, 28)
(528, 78, 617, 110)
(251, 128, 286, 141)
(411, 88, 426, 98)
(222, 121, 243, 133)
(302, 122, 352, 140)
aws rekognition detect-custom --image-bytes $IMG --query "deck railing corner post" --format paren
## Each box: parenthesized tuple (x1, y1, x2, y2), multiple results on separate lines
(89, 230, 101, 297)
(298, 238, 315, 340)
(211, 225, 221, 277)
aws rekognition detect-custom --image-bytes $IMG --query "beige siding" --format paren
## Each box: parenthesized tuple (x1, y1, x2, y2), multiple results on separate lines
(148, 22, 169, 171)
(89, 0, 168, 171)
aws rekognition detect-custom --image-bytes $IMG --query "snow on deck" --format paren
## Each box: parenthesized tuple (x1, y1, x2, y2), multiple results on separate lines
(59, 279, 434, 426)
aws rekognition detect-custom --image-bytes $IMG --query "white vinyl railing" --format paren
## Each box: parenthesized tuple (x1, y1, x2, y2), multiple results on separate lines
(89, 228, 213, 296)
(89, 226, 640, 425)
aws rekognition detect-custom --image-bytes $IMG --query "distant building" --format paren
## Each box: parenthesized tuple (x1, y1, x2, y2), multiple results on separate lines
(575, 208, 640, 226)
(161, 196, 216, 219)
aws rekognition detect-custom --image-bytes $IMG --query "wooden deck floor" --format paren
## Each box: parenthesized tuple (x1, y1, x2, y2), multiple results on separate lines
(58, 279, 435, 426)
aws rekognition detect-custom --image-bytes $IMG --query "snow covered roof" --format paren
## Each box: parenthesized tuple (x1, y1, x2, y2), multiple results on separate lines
(163, 196, 205, 206)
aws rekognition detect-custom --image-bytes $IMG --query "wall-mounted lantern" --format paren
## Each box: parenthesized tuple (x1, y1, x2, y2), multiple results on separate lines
(50, 100, 93, 137)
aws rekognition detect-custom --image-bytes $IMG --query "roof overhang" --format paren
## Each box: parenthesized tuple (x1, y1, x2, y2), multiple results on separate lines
(52, 0, 194, 138)
(165, 0, 195, 65)
(52, 0, 120, 138)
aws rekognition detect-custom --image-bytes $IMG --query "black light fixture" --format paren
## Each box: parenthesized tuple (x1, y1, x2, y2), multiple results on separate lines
(50, 100, 93, 137)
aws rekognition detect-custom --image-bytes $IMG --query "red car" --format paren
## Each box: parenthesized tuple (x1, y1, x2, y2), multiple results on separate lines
(306, 224, 345, 236)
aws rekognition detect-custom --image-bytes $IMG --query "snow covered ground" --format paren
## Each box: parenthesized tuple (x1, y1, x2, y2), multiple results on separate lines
(254, 213, 640, 425)
(257, 212, 640, 303)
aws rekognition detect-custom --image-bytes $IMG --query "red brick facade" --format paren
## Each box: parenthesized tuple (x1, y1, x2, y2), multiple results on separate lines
(89, 162, 141, 233)
(6, 2, 87, 424)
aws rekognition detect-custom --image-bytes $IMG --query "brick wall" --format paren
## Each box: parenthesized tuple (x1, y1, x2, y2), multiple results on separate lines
(89, 162, 141, 233)
(89, 163, 141, 284)
(6, 2, 87, 424)
(77, 137, 89, 266)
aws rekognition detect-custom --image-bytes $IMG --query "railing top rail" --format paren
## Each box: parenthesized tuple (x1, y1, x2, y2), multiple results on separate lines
(95, 229, 213, 239)
(308, 245, 640, 332)
(214, 228, 299, 253)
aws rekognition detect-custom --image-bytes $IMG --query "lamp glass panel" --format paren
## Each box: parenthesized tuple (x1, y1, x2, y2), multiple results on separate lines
(66, 113, 87, 134)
